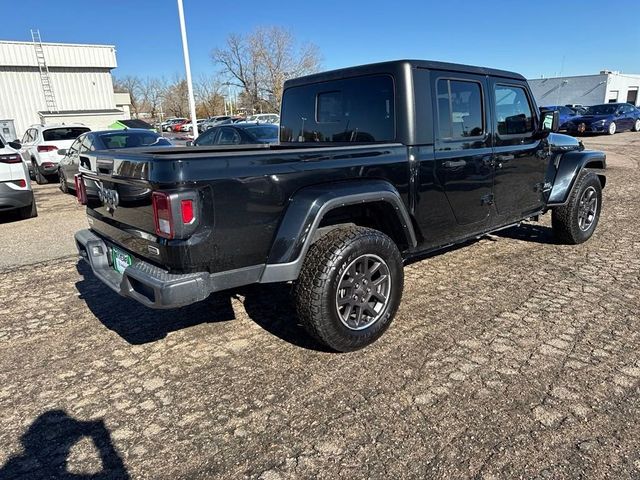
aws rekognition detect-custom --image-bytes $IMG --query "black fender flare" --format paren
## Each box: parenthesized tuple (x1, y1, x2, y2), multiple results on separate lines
(547, 150, 606, 206)
(260, 180, 416, 283)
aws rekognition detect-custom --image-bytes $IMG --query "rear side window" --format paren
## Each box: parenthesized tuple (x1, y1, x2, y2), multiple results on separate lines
(217, 128, 241, 145)
(43, 127, 90, 141)
(436, 79, 484, 139)
(280, 74, 395, 143)
(495, 85, 534, 135)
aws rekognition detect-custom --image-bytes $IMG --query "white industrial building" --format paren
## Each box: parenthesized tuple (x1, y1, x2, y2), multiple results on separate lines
(528, 71, 640, 108)
(0, 35, 130, 140)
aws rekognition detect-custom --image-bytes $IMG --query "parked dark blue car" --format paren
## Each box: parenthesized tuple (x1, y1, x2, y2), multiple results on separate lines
(565, 103, 640, 135)
(539, 105, 581, 131)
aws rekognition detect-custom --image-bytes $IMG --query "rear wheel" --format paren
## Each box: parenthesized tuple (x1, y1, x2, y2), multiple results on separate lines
(293, 226, 404, 352)
(552, 171, 602, 244)
(633, 119, 640, 132)
(608, 122, 616, 135)
(33, 161, 48, 185)
(59, 169, 69, 193)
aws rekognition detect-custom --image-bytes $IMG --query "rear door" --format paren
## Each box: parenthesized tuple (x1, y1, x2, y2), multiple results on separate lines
(432, 72, 494, 229)
(489, 79, 547, 224)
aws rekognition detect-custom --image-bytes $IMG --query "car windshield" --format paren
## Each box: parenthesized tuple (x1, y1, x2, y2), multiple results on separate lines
(97, 131, 172, 149)
(585, 105, 618, 115)
(243, 125, 279, 141)
(43, 127, 90, 141)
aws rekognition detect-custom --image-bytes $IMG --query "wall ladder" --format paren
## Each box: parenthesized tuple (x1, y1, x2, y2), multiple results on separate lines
(30, 29, 58, 113)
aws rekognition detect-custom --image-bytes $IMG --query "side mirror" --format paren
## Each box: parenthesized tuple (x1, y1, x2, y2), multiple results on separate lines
(8, 141, 21, 149)
(57, 148, 68, 156)
(185, 141, 194, 147)
(538, 109, 559, 136)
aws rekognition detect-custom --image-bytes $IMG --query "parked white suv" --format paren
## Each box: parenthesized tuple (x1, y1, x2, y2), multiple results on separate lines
(18, 124, 91, 184)
(0, 133, 37, 220)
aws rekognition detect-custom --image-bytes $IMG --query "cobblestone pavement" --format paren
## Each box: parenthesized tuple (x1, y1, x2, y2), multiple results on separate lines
(0, 134, 639, 479)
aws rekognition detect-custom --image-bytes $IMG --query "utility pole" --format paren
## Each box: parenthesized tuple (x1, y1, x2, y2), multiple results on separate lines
(177, 0, 198, 139)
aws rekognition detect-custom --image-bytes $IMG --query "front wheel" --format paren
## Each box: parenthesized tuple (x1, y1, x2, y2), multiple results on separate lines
(608, 122, 616, 135)
(293, 226, 404, 352)
(552, 171, 602, 244)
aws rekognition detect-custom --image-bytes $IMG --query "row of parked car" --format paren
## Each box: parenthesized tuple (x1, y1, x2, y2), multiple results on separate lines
(540, 102, 640, 135)
(160, 113, 280, 134)
(0, 118, 283, 221)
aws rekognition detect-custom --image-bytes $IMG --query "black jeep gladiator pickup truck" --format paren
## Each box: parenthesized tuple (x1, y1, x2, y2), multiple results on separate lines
(75, 60, 606, 351)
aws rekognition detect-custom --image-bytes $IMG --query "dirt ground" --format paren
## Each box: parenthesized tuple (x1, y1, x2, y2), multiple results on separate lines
(0, 133, 639, 479)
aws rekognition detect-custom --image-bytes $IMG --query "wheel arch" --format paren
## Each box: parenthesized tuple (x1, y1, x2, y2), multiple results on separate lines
(260, 180, 416, 283)
(547, 150, 606, 206)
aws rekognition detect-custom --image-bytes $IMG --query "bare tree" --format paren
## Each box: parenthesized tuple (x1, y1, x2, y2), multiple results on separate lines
(162, 77, 189, 117)
(195, 76, 225, 118)
(139, 77, 168, 120)
(113, 75, 143, 117)
(212, 26, 321, 113)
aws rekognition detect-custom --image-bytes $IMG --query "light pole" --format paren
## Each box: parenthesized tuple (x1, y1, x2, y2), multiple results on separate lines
(176, 0, 198, 139)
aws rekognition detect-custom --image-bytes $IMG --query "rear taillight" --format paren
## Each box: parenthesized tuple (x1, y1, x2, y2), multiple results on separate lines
(0, 154, 21, 164)
(75, 174, 87, 205)
(152, 191, 199, 239)
(37, 145, 58, 153)
(152, 192, 174, 239)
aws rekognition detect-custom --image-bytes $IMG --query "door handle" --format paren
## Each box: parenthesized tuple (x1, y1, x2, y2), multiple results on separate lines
(496, 154, 514, 162)
(443, 160, 466, 168)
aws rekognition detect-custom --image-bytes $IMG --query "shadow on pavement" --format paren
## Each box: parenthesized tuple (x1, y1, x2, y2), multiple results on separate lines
(496, 223, 558, 245)
(0, 409, 129, 480)
(75, 262, 327, 351)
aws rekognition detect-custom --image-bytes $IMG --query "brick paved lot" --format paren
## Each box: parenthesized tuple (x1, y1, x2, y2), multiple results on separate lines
(0, 134, 639, 479)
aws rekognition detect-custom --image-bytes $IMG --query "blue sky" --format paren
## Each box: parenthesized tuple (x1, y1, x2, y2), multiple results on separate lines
(4, 0, 639, 80)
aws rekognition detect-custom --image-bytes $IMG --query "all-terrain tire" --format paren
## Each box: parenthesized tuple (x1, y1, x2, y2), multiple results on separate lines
(552, 171, 602, 244)
(293, 226, 404, 352)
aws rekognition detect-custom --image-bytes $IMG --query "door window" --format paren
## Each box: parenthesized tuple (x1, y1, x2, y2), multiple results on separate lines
(216, 128, 241, 145)
(194, 128, 218, 146)
(494, 85, 534, 135)
(436, 79, 484, 140)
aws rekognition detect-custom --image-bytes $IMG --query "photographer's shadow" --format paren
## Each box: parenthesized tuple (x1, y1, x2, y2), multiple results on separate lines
(0, 409, 129, 480)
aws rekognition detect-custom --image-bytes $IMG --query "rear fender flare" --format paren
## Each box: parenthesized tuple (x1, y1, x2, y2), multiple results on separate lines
(547, 150, 606, 206)
(260, 180, 416, 283)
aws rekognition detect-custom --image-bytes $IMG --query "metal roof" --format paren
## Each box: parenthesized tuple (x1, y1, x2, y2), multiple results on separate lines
(0, 40, 117, 69)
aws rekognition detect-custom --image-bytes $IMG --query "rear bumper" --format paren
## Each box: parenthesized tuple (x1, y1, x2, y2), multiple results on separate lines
(0, 183, 33, 210)
(75, 229, 263, 309)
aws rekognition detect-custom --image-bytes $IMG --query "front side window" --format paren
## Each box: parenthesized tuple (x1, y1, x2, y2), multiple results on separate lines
(280, 74, 395, 143)
(495, 85, 534, 135)
(436, 79, 484, 140)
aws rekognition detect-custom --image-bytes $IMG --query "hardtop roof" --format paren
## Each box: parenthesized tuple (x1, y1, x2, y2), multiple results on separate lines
(284, 59, 526, 88)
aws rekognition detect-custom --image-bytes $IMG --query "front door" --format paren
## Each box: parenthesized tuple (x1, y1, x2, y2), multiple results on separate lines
(489, 80, 547, 224)
(431, 73, 494, 235)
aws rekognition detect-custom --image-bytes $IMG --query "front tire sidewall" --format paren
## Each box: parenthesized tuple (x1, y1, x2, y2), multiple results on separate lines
(608, 122, 616, 135)
(553, 172, 602, 244)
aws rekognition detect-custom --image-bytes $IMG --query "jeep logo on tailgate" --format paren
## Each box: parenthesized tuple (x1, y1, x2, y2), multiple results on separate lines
(98, 184, 119, 211)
